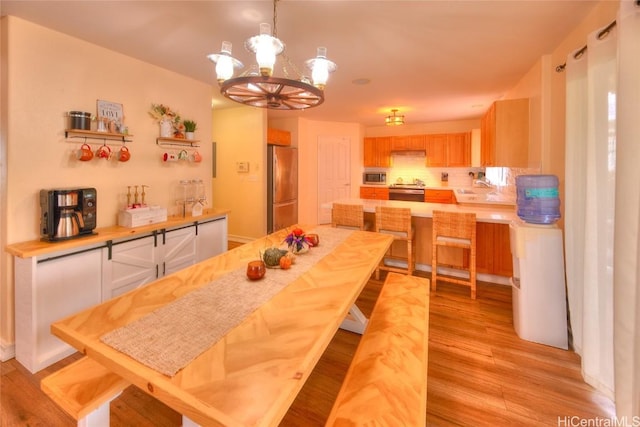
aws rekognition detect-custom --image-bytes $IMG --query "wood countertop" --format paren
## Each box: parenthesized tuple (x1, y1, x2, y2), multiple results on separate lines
(6, 208, 230, 259)
(323, 199, 517, 224)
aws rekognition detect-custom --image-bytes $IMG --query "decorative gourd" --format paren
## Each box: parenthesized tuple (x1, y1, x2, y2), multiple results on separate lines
(262, 247, 288, 267)
(279, 256, 292, 270)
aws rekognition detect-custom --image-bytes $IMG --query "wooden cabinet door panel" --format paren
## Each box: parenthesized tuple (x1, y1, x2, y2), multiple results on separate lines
(391, 135, 426, 151)
(426, 134, 448, 166)
(481, 99, 528, 167)
(492, 223, 513, 277)
(447, 132, 471, 167)
(475, 222, 513, 276)
(162, 226, 197, 276)
(475, 222, 494, 274)
(424, 189, 454, 204)
(363, 137, 391, 167)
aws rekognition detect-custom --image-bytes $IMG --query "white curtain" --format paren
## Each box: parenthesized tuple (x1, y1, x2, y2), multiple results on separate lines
(613, 1, 640, 419)
(565, 0, 640, 417)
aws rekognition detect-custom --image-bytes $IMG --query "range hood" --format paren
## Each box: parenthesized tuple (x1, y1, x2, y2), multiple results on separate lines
(390, 150, 426, 157)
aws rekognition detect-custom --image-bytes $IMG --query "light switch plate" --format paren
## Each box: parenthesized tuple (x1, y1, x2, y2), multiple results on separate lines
(236, 162, 249, 173)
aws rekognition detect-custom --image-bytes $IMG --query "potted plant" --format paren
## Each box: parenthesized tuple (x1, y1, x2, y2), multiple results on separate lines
(183, 120, 197, 140)
(150, 103, 180, 137)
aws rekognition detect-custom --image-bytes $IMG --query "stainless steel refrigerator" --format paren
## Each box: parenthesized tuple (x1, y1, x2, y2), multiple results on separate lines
(267, 146, 298, 233)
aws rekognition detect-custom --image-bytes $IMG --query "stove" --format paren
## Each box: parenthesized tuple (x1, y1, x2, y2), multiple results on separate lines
(388, 184, 425, 202)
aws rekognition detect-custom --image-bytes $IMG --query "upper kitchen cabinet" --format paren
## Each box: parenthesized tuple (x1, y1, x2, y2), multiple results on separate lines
(480, 98, 529, 167)
(425, 132, 471, 167)
(267, 128, 291, 146)
(390, 135, 426, 152)
(363, 137, 391, 167)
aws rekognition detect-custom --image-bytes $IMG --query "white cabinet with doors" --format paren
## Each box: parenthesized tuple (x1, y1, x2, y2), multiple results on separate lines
(162, 225, 198, 275)
(102, 233, 160, 300)
(11, 212, 228, 373)
(14, 244, 104, 373)
(102, 224, 201, 300)
(196, 217, 228, 263)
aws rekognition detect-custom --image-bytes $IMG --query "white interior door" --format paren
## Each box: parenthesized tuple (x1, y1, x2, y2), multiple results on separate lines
(317, 136, 351, 224)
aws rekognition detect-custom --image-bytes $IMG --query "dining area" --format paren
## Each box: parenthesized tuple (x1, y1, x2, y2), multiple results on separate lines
(40, 224, 431, 426)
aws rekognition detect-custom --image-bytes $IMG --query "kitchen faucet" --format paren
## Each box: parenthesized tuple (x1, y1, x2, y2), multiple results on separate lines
(474, 179, 493, 188)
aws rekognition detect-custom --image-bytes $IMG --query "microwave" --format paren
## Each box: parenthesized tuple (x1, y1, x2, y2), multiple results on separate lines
(363, 172, 387, 185)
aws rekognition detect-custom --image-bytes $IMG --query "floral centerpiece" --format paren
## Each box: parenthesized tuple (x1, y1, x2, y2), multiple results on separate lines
(284, 227, 311, 254)
(149, 103, 181, 137)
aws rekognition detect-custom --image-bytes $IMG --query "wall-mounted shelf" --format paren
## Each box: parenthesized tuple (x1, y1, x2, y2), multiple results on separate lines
(65, 129, 133, 143)
(156, 137, 200, 148)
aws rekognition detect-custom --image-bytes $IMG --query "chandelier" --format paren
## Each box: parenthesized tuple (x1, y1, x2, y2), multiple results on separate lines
(207, 0, 337, 110)
(385, 109, 405, 126)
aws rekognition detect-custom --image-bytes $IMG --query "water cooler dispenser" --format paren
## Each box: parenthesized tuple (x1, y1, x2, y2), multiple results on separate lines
(510, 174, 567, 349)
(509, 222, 568, 349)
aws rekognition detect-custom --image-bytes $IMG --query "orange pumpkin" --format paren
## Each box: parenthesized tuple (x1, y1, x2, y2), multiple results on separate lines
(279, 256, 292, 270)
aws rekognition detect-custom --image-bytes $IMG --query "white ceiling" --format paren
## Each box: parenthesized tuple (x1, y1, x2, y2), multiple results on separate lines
(1, 1, 599, 127)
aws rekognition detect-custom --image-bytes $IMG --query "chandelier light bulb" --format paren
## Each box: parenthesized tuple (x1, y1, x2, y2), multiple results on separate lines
(207, 41, 243, 84)
(247, 23, 284, 77)
(306, 47, 337, 90)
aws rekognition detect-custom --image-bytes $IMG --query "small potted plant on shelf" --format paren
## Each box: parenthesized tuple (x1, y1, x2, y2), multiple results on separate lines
(183, 120, 197, 140)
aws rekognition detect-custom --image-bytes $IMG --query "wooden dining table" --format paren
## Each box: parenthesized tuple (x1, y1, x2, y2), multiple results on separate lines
(51, 225, 393, 427)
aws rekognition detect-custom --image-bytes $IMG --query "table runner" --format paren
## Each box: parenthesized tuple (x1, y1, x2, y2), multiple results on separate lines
(101, 227, 353, 376)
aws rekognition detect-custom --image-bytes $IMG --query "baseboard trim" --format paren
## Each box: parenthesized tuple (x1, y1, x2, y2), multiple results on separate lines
(1, 339, 16, 362)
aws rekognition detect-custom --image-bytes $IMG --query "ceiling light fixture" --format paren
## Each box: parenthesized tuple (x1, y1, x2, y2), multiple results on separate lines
(385, 109, 405, 126)
(207, 0, 336, 110)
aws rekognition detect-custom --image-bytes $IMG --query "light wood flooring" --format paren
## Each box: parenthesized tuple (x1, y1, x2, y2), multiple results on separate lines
(1, 255, 615, 426)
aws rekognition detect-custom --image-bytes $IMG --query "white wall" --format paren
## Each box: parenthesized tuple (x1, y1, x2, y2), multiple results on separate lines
(1, 16, 214, 355)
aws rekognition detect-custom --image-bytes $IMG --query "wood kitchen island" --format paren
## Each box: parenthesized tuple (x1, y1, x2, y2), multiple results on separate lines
(323, 199, 518, 281)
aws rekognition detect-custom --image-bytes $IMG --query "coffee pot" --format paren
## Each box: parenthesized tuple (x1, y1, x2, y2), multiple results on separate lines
(56, 208, 84, 238)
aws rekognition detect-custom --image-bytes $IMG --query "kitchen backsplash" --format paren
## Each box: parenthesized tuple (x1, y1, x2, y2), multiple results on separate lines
(373, 155, 540, 194)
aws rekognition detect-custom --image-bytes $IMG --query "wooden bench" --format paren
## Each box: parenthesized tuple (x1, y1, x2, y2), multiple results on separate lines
(325, 272, 430, 426)
(41, 356, 129, 426)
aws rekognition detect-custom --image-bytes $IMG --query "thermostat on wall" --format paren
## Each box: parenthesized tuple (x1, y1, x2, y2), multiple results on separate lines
(236, 162, 250, 173)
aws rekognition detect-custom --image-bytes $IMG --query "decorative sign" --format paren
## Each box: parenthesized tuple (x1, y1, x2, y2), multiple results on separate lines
(96, 99, 123, 123)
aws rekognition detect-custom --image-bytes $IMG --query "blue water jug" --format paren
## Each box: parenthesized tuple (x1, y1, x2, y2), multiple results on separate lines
(516, 175, 561, 224)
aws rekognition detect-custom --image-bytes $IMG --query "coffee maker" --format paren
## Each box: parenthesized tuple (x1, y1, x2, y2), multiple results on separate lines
(40, 188, 97, 241)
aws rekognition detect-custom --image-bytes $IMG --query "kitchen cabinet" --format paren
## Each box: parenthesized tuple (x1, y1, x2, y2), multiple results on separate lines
(425, 134, 448, 166)
(14, 245, 104, 373)
(162, 225, 198, 275)
(103, 234, 159, 299)
(102, 225, 197, 299)
(476, 222, 513, 276)
(360, 186, 389, 200)
(267, 128, 291, 146)
(424, 189, 454, 204)
(390, 135, 426, 151)
(11, 213, 228, 373)
(363, 137, 391, 167)
(447, 132, 472, 166)
(480, 98, 529, 167)
(196, 217, 228, 263)
(425, 132, 471, 167)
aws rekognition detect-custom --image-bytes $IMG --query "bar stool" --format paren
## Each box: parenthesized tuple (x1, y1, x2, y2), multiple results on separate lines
(375, 206, 415, 278)
(331, 203, 365, 230)
(431, 210, 477, 299)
